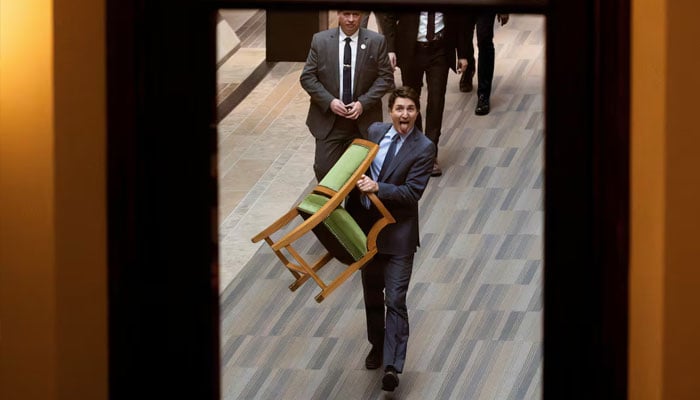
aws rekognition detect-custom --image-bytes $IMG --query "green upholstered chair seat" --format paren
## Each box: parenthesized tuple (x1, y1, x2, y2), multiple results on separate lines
(297, 193, 367, 264)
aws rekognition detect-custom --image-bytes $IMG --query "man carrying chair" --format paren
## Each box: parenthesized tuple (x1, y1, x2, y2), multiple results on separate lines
(347, 86, 435, 392)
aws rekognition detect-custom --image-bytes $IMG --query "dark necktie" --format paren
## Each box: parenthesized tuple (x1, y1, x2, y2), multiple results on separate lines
(378, 135, 399, 180)
(342, 37, 352, 104)
(362, 135, 399, 209)
(427, 12, 436, 41)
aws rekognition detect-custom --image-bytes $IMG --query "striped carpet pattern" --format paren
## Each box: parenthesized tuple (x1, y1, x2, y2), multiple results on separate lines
(219, 12, 544, 400)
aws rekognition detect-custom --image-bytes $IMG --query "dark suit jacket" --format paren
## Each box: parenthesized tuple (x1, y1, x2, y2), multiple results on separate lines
(347, 122, 436, 256)
(300, 27, 394, 140)
(383, 12, 468, 73)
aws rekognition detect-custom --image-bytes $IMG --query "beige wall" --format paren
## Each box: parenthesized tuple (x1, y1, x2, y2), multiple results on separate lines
(0, 1, 107, 399)
(630, 0, 700, 399)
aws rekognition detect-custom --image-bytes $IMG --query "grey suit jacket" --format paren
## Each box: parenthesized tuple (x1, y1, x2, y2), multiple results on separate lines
(347, 122, 436, 256)
(300, 28, 394, 140)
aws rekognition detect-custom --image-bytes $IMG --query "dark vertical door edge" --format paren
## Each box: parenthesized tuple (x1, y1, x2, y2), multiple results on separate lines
(544, 0, 629, 398)
(107, 1, 220, 398)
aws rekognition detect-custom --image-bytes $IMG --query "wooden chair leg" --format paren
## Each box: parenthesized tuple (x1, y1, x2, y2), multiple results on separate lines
(261, 236, 304, 280)
(289, 251, 333, 291)
(286, 245, 328, 291)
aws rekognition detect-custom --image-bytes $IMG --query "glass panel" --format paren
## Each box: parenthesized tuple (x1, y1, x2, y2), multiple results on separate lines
(217, 9, 544, 399)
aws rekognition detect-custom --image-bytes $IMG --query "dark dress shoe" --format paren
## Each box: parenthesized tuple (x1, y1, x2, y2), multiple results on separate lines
(475, 95, 490, 115)
(431, 162, 443, 177)
(365, 346, 382, 370)
(459, 68, 475, 92)
(382, 366, 399, 392)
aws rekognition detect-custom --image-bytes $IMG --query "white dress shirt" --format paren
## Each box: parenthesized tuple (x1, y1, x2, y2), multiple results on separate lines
(417, 11, 445, 42)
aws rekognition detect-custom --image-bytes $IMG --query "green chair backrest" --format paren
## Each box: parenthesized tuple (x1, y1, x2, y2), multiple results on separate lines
(318, 142, 370, 192)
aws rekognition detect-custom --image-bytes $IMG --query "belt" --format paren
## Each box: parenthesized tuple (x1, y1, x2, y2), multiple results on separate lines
(416, 39, 444, 49)
(416, 30, 445, 48)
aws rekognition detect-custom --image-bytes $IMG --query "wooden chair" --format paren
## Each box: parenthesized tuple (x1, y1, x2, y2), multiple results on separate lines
(251, 138, 395, 302)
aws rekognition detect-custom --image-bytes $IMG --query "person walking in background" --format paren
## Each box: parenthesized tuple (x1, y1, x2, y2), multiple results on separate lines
(382, 11, 468, 177)
(347, 86, 435, 392)
(300, 10, 394, 181)
(459, 13, 509, 115)
(360, 11, 386, 33)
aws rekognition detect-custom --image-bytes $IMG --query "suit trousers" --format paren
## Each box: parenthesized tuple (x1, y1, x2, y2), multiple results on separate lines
(313, 117, 361, 181)
(472, 13, 496, 99)
(361, 252, 414, 373)
(400, 43, 449, 155)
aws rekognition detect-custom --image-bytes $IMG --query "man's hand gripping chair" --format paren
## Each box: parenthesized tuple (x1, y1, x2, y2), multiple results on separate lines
(251, 138, 395, 302)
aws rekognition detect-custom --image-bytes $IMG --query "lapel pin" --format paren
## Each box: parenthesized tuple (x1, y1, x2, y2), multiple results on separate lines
(360, 43, 366, 50)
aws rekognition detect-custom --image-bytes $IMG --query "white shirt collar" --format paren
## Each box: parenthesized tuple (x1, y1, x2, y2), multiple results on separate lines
(339, 30, 360, 42)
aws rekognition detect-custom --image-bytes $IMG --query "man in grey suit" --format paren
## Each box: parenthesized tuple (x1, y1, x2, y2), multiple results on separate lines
(347, 86, 435, 392)
(300, 10, 394, 181)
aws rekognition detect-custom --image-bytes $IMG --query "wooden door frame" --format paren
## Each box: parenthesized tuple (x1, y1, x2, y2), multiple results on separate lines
(106, 1, 629, 398)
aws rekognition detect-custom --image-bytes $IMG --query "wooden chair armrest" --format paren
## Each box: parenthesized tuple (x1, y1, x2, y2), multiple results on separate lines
(251, 208, 300, 243)
(364, 192, 395, 252)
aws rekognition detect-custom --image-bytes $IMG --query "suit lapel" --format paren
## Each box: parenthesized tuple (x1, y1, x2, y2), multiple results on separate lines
(354, 29, 369, 94)
(328, 28, 340, 97)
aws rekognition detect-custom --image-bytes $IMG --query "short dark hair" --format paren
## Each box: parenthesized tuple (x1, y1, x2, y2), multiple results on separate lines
(388, 86, 420, 110)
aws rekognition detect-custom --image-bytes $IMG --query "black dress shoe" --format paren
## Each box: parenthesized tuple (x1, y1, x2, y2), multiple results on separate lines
(475, 95, 490, 115)
(431, 162, 442, 177)
(382, 366, 399, 392)
(365, 346, 382, 370)
(459, 68, 475, 92)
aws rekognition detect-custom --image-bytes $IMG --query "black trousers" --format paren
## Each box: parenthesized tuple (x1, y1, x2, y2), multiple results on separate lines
(400, 42, 449, 153)
(465, 13, 496, 99)
(313, 117, 361, 181)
